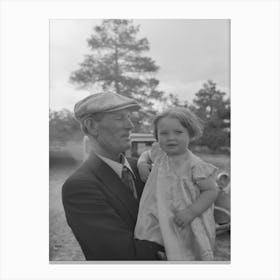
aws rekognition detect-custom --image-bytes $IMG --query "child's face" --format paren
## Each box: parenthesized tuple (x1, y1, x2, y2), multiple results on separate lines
(157, 116, 190, 156)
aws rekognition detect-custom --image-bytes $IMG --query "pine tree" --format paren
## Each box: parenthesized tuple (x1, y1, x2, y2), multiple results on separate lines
(70, 19, 164, 122)
(192, 80, 230, 152)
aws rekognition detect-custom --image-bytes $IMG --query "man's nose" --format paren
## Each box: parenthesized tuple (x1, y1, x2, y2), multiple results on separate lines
(124, 118, 134, 129)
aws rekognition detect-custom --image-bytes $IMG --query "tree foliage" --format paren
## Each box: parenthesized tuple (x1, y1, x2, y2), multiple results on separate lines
(60, 19, 230, 152)
(49, 109, 82, 144)
(70, 19, 164, 118)
(162, 93, 189, 108)
(192, 80, 230, 152)
(50, 80, 230, 153)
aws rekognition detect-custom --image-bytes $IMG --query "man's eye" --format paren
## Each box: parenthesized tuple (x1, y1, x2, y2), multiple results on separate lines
(175, 131, 183, 133)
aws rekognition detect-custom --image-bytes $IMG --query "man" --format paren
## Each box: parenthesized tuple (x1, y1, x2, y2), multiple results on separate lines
(62, 92, 164, 260)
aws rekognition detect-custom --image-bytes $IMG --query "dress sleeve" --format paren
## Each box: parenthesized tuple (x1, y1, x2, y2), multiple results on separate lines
(137, 150, 152, 165)
(191, 159, 218, 183)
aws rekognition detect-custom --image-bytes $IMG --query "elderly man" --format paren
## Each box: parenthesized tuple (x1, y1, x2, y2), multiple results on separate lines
(62, 92, 164, 260)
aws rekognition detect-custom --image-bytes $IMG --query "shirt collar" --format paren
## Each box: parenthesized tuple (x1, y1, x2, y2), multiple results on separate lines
(96, 153, 135, 179)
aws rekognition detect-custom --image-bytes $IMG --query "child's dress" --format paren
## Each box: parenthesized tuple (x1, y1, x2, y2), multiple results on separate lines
(134, 143, 218, 261)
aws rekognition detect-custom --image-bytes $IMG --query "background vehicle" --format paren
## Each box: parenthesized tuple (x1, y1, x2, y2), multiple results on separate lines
(127, 133, 156, 158)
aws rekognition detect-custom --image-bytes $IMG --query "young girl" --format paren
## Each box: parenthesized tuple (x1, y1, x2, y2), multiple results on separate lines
(134, 107, 219, 261)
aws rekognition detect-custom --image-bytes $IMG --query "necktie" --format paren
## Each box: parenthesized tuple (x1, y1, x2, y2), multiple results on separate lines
(121, 165, 138, 199)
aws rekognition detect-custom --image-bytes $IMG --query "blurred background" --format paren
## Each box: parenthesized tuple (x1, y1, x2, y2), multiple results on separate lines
(49, 19, 230, 261)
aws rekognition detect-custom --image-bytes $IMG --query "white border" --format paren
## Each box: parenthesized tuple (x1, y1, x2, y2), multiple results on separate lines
(1, 0, 280, 279)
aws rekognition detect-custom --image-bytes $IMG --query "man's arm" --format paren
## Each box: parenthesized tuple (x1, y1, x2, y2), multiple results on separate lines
(62, 179, 163, 260)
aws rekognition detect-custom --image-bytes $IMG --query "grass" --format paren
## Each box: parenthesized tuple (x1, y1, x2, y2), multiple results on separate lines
(49, 153, 230, 261)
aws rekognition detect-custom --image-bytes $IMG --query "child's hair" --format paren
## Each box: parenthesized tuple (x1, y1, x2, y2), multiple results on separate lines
(153, 107, 203, 140)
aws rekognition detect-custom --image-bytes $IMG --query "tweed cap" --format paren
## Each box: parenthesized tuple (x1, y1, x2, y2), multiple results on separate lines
(74, 92, 140, 121)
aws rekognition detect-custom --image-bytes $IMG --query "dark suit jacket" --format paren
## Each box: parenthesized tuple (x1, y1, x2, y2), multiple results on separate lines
(62, 152, 164, 260)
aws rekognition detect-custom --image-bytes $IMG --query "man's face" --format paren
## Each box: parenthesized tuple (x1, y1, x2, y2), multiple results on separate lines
(157, 116, 190, 156)
(95, 109, 134, 156)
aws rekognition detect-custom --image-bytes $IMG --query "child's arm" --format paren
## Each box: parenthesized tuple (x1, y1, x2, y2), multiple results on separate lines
(173, 177, 219, 228)
(137, 150, 153, 182)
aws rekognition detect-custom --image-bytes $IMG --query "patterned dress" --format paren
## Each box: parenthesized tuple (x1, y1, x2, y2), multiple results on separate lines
(134, 143, 218, 261)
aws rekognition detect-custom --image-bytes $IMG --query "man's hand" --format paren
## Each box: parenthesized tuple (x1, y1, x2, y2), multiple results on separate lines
(171, 206, 196, 229)
(138, 162, 152, 182)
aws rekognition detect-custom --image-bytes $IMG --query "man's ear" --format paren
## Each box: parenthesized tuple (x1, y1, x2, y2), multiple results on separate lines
(84, 118, 99, 137)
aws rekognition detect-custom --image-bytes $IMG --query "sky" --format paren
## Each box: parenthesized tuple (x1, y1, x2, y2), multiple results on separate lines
(50, 19, 230, 111)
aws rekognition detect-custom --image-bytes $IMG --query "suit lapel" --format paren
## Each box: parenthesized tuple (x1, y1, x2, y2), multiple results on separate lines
(86, 152, 139, 222)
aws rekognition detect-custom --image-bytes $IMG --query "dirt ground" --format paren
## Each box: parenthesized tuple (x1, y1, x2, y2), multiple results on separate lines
(49, 155, 230, 262)
(50, 163, 85, 261)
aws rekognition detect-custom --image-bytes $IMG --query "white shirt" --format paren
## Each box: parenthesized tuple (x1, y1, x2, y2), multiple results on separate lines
(96, 153, 135, 179)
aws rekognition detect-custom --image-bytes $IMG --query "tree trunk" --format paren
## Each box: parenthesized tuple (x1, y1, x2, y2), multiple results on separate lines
(114, 46, 120, 94)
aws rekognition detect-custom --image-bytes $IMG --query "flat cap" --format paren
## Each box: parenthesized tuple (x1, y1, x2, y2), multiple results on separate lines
(74, 92, 140, 121)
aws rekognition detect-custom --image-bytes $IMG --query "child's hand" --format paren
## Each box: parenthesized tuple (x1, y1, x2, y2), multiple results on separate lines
(171, 206, 196, 229)
(138, 162, 152, 182)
